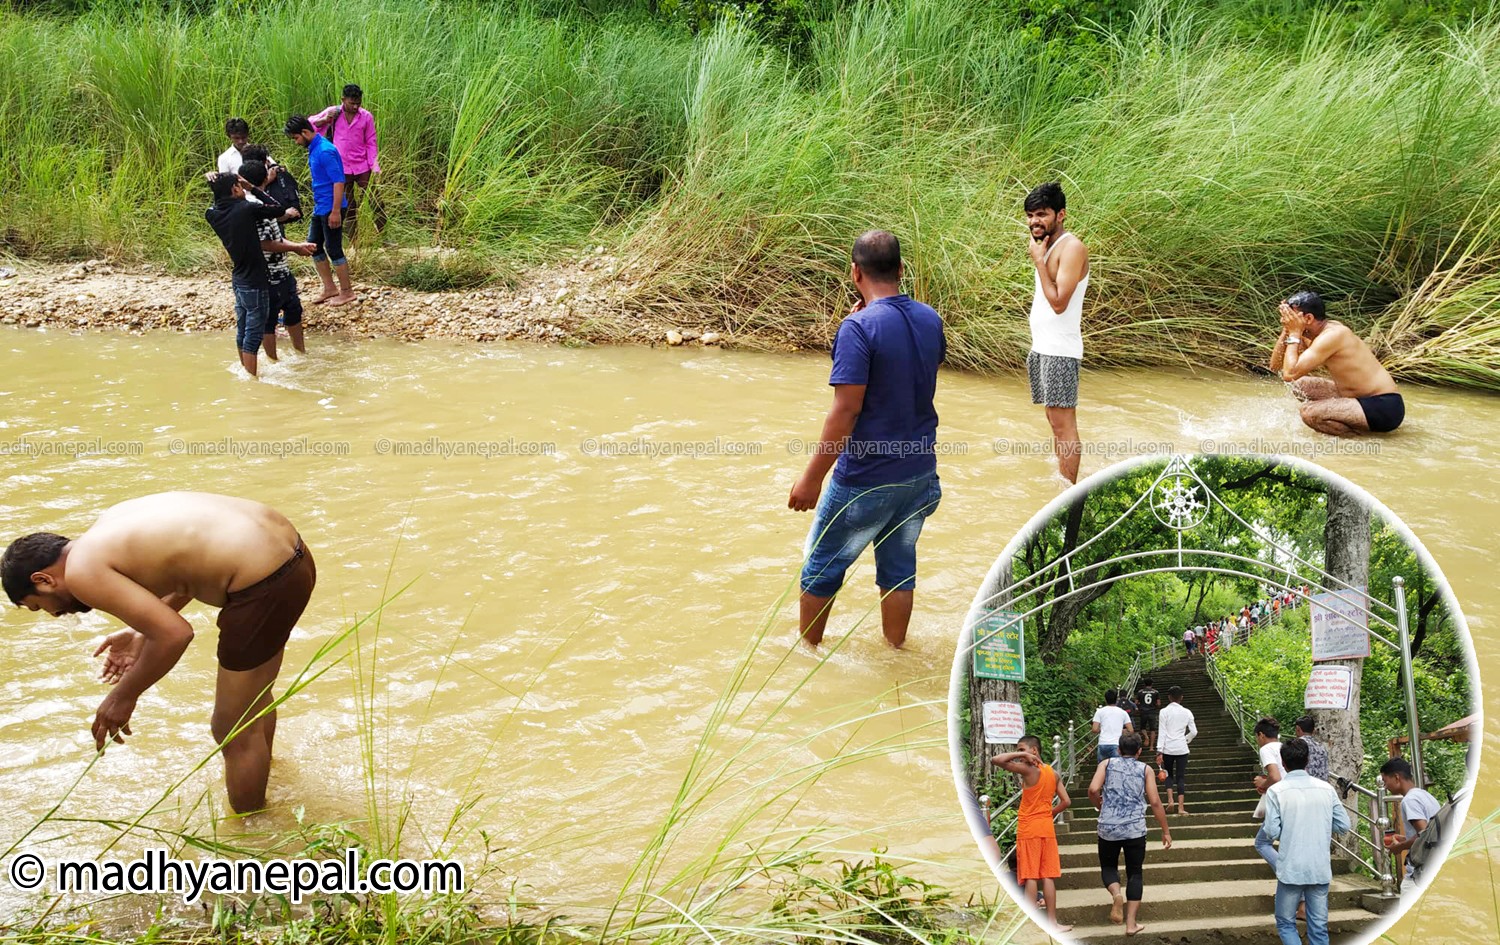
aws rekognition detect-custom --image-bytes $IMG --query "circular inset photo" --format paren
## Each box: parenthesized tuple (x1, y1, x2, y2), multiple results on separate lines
(947, 454, 1480, 945)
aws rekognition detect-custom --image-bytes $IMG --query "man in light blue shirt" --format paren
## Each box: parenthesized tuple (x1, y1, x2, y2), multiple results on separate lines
(1262, 738, 1351, 945)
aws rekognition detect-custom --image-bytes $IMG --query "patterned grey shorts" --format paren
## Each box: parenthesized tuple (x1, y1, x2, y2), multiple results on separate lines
(1027, 351, 1080, 408)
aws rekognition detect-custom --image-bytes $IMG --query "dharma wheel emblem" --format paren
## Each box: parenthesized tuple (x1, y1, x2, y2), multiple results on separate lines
(1153, 475, 1207, 531)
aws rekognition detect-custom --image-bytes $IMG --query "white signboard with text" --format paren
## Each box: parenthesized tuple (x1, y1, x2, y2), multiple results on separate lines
(1305, 666, 1354, 710)
(1310, 585, 1371, 661)
(982, 700, 1025, 745)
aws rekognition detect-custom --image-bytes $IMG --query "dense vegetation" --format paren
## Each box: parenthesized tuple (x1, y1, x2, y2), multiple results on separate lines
(4, 0, 1500, 385)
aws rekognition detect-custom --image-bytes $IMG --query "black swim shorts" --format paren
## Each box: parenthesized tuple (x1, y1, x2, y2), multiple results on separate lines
(1357, 392, 1405, 433)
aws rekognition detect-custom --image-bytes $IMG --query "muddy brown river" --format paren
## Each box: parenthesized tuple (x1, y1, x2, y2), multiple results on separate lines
(0, 329, 1493, 937)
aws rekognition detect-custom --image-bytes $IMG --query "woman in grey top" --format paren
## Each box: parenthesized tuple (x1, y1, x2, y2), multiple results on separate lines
(1087, 733, 1173, 935)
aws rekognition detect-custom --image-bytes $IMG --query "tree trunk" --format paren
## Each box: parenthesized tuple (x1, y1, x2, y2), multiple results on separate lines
(969, 556, 1023, 796)
(1313, 484, 1368, 803)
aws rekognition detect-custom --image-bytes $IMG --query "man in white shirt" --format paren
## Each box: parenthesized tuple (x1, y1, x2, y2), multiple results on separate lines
(1090, 688, 1133, 762)
(218, 117, 250, 175)
(1253, 717, 1285, 869)
(1379, 757, 1441, 884)
(1155, 685, 1197, 815)
(1022, 182, 1089, 483)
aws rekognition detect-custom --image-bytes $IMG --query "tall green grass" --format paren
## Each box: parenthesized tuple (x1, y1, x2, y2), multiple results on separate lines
(3, 0, 1500, 388)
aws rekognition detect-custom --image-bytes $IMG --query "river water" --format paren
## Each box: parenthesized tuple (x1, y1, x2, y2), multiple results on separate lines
(0, 329, 1494, 938)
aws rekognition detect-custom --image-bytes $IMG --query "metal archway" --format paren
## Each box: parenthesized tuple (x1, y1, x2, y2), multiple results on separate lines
(961, 454, 1427, 783)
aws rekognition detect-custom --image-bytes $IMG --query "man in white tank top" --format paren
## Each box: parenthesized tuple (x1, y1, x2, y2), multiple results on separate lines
(1024, 182, 1090, 483)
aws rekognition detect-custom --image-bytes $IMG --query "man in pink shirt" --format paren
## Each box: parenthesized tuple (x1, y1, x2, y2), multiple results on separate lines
(310, 84, 381, 232)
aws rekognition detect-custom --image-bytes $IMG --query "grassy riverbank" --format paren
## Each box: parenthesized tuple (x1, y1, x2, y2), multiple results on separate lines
(3, 0, 1500, 388)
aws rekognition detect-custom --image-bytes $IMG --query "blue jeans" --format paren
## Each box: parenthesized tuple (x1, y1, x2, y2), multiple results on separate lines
(1255, 826, 1279, 870)
(233, 284, 271, 354)
(800, 472, 941, 597)
(1274, 881, 1329, 945)
(1097, 744, 1119, 762)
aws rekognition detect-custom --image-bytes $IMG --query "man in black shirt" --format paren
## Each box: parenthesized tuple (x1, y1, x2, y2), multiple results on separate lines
(204, 173, 314, 377)
(240, 145, 302, 222)
(1136, 678, 1161, 753)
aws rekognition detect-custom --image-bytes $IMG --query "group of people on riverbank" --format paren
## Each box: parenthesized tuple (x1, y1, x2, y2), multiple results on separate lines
(205, 85, 380, 376)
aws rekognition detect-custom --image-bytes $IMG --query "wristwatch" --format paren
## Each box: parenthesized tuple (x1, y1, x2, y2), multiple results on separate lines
(1286, 336, 1302, 345)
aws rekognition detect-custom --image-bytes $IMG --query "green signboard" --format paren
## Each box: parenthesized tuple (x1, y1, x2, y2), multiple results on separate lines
(973, 609, 1025, 681)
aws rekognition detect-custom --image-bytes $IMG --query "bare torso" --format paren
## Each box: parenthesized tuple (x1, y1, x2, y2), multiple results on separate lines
(67, 493, 299, 607)
(1316, 321, 1398, 398)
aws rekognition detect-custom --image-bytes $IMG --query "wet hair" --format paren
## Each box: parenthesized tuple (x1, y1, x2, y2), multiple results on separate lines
(1024, 181, 1065, 213)
(1018, 734, 1042, 754)
(1104, 688, 1118, 705)
(241, 144, 271, 164)
(1118, 732, 1142, 757)
(1286, 289, 1327, 321)
(1167, 685, 1183, 702)
(239, 159, 268, 187)
(2, 533, 70, 605)
(851, 229, 901, 281)
(1255, 717, 1281, 740)
(342, 83, 363, 101)
(1295, 715, 1317, 735)
(225, 117, 249, 137)
(1281, 736, 1309, 772)
(208, 171, 239, 201)
(1380, 757, 1415, 781)
(284, 114, 315, 136)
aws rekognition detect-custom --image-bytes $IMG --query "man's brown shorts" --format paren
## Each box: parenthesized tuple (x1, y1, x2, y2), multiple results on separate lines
(216, 538, 316, 672)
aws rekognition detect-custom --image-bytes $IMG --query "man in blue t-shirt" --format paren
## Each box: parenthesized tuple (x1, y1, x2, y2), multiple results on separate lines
(788, 230, 945, 649)
(284, 115, 357, 307)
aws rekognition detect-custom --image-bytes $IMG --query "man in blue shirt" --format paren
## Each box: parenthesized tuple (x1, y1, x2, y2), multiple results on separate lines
(284, 115, 357, 307)
(1262, 737, 1351, 945)
(788, 230, 944, 649)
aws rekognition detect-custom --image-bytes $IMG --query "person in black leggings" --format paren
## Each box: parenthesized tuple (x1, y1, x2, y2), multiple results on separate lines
(1088, 733, 1173, 935)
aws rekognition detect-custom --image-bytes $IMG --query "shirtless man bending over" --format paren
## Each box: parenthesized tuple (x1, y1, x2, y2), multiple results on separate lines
(1271, 290, 1404, 436)
(2, 494, 315, 814)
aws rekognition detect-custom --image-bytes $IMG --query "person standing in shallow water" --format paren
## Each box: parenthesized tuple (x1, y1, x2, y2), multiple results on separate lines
(1023, 181, 1090, 483)
(1270, 289, 1404, 435)
(788, 230, 944, 649)
(202, 172, 314, 378)
(1, 494, 316, 815)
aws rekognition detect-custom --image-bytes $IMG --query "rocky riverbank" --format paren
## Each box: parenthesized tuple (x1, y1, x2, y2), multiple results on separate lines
(0, 251, 754, 350)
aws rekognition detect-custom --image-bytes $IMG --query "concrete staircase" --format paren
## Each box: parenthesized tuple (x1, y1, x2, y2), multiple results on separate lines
(1018, 658, 1380, 944)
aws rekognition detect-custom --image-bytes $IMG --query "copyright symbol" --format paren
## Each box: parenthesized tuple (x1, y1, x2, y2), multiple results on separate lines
(991, 438, 1011, 455)
(8, 853, 44, 890)
(167, 438, 185, 455)
(580, 438, 599, 456)
(787, 438, 804, 456)
(1198, 438, 1217, 454)
(374, 438, 391, 455)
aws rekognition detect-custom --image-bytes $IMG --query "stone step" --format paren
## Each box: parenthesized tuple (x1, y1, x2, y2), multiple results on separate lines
(1027, 907, 1380, 944)
(1064, 821, 1272, 842)
(1049, 875, 1375, 923)
(1057, 838, 1268, 868)
(1067, 809, 1258, 829)
(1070, 770, 1262, 790)
(1057, 855, 1350, 886)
